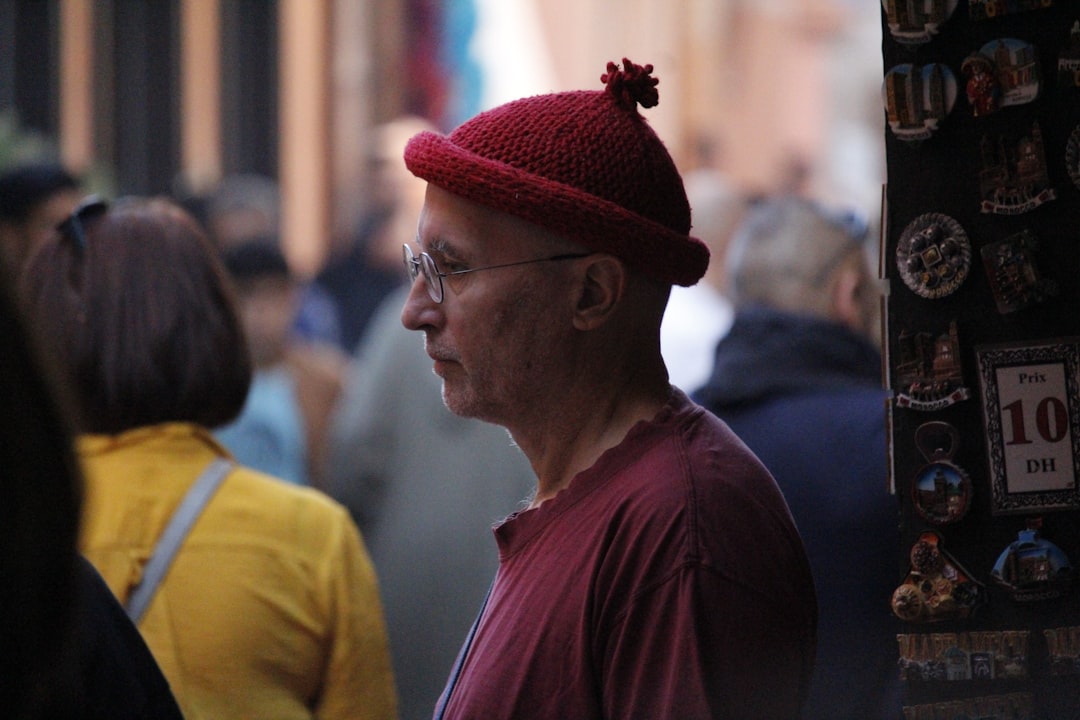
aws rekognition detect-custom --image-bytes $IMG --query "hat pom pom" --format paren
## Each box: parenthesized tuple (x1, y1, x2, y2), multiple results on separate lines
(602, 58, 659, 111)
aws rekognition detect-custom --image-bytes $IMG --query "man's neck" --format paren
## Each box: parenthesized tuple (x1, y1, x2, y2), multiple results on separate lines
(511, 370, 671, 508)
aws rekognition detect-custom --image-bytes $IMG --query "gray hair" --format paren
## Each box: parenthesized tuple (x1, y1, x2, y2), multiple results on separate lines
(726, 195, 870, 316)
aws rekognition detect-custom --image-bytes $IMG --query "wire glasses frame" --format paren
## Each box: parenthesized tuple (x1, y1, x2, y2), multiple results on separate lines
(402, 243, 591, 304)
(57, 195, 109, 256)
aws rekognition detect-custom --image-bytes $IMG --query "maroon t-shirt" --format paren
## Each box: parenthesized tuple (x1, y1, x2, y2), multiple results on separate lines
(438, 389, 817, 720)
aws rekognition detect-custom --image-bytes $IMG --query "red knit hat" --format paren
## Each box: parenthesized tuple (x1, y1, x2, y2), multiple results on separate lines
(403, 59, 709, 286)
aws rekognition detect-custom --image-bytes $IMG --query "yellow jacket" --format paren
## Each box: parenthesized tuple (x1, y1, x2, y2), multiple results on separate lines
(78, 423, 398, 720)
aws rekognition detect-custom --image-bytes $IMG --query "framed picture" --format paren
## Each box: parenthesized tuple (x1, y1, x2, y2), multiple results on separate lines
(976, 338, 1080, 514)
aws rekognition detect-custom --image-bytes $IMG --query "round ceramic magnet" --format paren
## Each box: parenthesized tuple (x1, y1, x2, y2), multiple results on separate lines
(975, 38, 1041, 110)
(883, 63, 958, 142)
(896, 213, 971, 299)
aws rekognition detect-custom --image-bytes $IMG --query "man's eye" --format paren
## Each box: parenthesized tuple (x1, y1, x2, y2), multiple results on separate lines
(441, 259, 469, 273)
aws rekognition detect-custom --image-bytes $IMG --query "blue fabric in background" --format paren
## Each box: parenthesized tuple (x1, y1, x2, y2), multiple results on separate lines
(215, 366, 307, 486)
(695, 306, 903, 720)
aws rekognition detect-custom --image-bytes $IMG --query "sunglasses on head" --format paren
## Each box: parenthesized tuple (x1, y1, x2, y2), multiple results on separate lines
(57, 195, 109, 255)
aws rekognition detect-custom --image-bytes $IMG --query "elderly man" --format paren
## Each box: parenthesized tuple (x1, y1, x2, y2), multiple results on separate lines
(400, 59, 817, 720)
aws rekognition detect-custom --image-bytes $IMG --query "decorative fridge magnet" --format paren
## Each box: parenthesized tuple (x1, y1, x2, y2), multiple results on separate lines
(976, 338, 1080, 515)
(962, 38, 1041, 117)
(991, 519, 1074, 601)
(897, 630, 1031, 682)
(884, 63, 958, 142)
(1057, 21, 1080, 91)
(896, 213, 971, 299)
(980, 229, 1057, 313)
(881, 0, 958, 47)
(895, 321, 971, 411)
(912, 421, 973, 525)
(978, 120, 1056, 215)
(1044, 626, 1080, 675)
(970, 0, 1055, 22)
(892, 531, 987, 623)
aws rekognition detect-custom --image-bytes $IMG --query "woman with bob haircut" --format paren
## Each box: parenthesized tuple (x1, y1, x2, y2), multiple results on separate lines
(18, 196, 398, 720)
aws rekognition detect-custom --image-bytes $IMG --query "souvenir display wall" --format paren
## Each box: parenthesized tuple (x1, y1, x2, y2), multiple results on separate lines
(881, 2, 1080, 718)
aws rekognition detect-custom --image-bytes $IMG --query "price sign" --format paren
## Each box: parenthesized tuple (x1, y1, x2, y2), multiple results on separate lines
(995, 362, 1074, 493)
(977, 340, 1080, 514)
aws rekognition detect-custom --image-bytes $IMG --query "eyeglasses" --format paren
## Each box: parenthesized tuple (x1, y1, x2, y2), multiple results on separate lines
(57, 195, 109, 255)
(403, 243, 591, 303)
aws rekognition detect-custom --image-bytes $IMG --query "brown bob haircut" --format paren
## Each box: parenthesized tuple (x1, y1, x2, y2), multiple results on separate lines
(18, 196, 251, 434)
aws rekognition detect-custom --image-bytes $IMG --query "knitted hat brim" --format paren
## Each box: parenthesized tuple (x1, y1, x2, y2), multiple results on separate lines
(404, 131, 709, 287)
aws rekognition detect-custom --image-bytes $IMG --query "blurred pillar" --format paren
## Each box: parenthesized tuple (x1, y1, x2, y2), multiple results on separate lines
(679, 0, 736, 171)
(180, 0, 222, 195)
(279, 0, 332, 277)
(59, 0, 94, 175)
(329, 0, 377, 254)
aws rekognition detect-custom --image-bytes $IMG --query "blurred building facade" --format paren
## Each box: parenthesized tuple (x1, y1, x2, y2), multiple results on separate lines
(0, 0, 883, 277)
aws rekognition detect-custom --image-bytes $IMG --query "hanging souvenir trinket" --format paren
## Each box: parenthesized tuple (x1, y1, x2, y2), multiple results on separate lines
(981, 229, 1057, 313)
(896, 213, 971, 299)
(978, 120, 1056, 215)
(894, 321, 971, 411)
(991, 519, 1074, 602)
(883, 63, 958, 143)
(881, 0, 958, 47)
(892, 531, 986, 623)
(912, 421, 973, 525)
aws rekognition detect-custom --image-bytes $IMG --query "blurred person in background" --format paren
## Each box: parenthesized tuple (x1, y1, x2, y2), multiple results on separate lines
(205, 172, 345, 348)
(0, 161, 82, 275)
(19, 196, 398, 720)
(216, 238, 346, 489)
(327, 282, 535, 720)
(316, 116, 438, 353)
(694, 194, 899, 720)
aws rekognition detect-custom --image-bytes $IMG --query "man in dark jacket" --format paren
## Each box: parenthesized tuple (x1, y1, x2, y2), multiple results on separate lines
(695, 195, 902, 720)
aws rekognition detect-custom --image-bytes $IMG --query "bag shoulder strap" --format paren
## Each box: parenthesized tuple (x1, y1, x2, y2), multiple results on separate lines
(433, 576, 495, 720)
(124, 457, 233, 623)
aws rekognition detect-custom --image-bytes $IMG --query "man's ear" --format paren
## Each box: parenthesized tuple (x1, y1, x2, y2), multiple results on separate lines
(573, 255, 625, 330)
